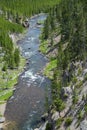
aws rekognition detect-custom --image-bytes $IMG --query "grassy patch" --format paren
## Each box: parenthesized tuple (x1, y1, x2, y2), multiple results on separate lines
(65, 117, 72, 126)
(0, 90, 13, 101)
(39, 40, 48, 54)
(56, 118, 63, 128)
(44, 59, 57, 79)
(0, 56, 25, 101)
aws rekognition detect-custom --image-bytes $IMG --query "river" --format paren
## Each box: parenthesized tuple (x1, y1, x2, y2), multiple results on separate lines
(4, 14, 51, 130)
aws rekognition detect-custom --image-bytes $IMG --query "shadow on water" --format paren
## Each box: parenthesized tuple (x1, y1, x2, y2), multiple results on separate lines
(4, 13, 51, 130)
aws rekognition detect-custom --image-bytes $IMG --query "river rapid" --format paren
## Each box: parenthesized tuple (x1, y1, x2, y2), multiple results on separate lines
(4, 14, 51, 130)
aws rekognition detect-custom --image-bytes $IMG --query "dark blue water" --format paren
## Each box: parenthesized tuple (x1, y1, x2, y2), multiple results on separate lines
(4, 14, 51, 130)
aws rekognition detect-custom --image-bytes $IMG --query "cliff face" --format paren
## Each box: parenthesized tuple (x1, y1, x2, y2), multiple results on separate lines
(50, 61, 87, 130)
(40, 34, 87, 130)
(39, 1, 87, 129)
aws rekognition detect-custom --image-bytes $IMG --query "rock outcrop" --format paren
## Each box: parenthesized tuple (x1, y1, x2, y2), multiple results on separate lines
(80, 120, 87, 130)
(61, 87, 72, 98)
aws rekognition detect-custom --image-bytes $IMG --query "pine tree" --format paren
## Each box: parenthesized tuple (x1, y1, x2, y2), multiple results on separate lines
(14, 48, 20, 67)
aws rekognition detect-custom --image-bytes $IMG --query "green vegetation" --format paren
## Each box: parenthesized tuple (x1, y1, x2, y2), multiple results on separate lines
(0, 90, 13, 101)
(77, 111, 83, 121)
(0, 0, 63, 120)
(0, 17, 25, 103)
(0, 0, 60, 17)
(0, 17, 23, 33)
(45, 122, 52, 130)
(0, 0, 87, 128)
(84, 104, 87, 115)
(40, 0, 87, 128)
(65, 117, 72, 126)
(39, 40, 48, 54)
(54, 98, 65, 112)
(56, 118, 63, 128)
(0, 57, 25, 102)
(44, 59, 57, 79)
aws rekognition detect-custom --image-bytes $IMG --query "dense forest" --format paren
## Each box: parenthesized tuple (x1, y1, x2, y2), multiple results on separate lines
(40, 0, 87, 129)
(0, 0, 60, 16)
(0, 18, 23, 69)
(0, 0, 60, 70)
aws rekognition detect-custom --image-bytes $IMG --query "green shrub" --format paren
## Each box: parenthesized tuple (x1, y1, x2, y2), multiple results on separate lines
(77, 111, 83, 121)
(78, 68, 82, 75)
(65, 117, 72, 126)
(56, 118, 63, 128)
(72, 95, 78, 104)
(72, 76, 78, 84)
(54, 98, 65, 112)
(2, 64, 7, 71)
(85, 104, 87, 114)
(45, 123, 52, 130)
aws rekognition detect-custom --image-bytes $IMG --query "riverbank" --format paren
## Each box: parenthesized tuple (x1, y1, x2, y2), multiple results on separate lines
(0, 31, 26, 129)
(2, 13, 51, 130)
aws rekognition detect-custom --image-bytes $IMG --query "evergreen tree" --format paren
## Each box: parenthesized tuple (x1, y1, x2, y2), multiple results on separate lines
(14, 48, 20, 67)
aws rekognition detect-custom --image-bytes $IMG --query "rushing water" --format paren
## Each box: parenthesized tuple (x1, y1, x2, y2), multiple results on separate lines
(4, 14, 51, 130)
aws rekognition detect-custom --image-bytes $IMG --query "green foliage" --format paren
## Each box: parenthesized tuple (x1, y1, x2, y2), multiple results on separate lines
(77, 111, 83, 121)
(42, 17, 50, 39)
(0, 90, 13, 101)
(56, 118, 63, 128)
(65, 117, 72, 126)
(2, 63, 7, 71)
(0, 57, 26, 102)
(72, 76, 78, 84)
(45, 123, 52, 130)
(84, 104, 87, 115)
(14, 48, 20, 67)
(72, 95, 78, 105)
(39, 40, 48, 54)
(0, 0, 60, 17)
(50, 37, 54, 46)
(44, 59, 57, 79)
(40, 2, 87, 123)
(54, 98, 65, 112)
(0, 17, 23, 33)
(0, 16, 23, 70)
